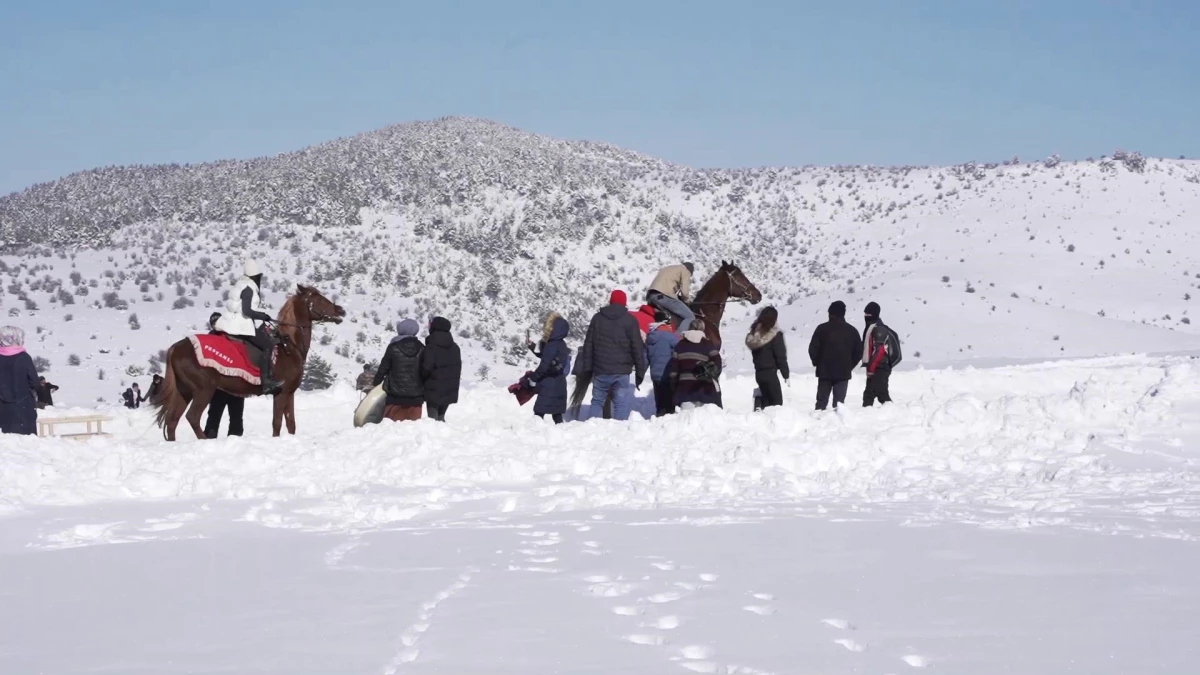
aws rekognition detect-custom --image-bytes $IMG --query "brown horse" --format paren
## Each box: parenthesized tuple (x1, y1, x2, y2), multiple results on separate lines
(684, 260, 763, 348)
(151, 285, 345, 440)
(569, 261, 762, 416)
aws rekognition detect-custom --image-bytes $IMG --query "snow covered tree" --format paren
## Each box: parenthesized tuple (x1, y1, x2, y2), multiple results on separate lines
(300, 355, 335, 391)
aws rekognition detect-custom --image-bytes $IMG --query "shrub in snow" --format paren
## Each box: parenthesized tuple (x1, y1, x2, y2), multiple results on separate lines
(128, 313, 140, 330)
(33, 356, 50, 372)
(172, 297, 194, 310)
(1067, 244, 1076, 252)
(68, 354, 81, 366)
(299, 355, 335, 391)
(98, 369, 105, 380)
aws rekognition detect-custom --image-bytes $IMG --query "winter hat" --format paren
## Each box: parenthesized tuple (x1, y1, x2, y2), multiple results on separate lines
(683, 262, 695, 274)
(430, 316, 452, 333)
(243, 259, 262, 277)
(396, 318, 420, 337)
(828, 301, 846, 317)
(864, 301, 881, 318)
(0, 326, 25, 347)
(609, 289, 628, 306)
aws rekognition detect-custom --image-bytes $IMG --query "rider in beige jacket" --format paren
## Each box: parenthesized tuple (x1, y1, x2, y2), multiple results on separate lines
(645, 262, 696, 332)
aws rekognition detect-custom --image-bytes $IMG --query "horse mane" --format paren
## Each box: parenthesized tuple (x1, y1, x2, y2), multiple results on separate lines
(276, 294, 300, 325)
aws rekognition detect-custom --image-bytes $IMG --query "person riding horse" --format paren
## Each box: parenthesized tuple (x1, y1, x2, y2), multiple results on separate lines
(213, 260, 283, 395)
(646, 262, 696, 333)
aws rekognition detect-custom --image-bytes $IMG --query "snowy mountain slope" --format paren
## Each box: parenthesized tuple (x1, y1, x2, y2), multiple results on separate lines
(2, 118, 1199, 405)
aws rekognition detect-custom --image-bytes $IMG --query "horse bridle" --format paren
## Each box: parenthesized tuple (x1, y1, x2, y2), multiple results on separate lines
(690, 269, 756, 307)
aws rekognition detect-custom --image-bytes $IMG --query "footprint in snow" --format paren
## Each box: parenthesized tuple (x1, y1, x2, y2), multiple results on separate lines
(902, 654, 930, 668)
(698, 573, 719, 582)
(834, 638, 867, 652)
(679, 661, 721, 674)
(526, 556, 558, 564)
(648, 591, 684, 604)
(613, 606, 643, 616)
(651, 561, 677, 571)
(680, 645, 715, 660)
(742, 605, 775, 616)
(821, 618, 854, 630)
(588, 582, 634, 597)
(626, 633, 666, 646)
(584, 574, 610, 583)
(649, 615, 680, 630)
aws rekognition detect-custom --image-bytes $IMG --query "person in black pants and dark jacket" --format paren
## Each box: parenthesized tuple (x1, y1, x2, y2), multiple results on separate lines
(420, 316, 462, 421)
(204, 312, 245, 438)
(807, 301, 862, 410)
(35, 377, 58, 409)
(861, 301, 901, 406)
(745, 306, 790, 408)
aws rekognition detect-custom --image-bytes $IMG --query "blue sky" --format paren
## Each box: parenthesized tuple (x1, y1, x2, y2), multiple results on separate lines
(1, 0, 1197, 195)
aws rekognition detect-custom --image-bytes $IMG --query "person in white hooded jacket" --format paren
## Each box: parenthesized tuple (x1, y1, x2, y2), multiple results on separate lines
(214, 260, 282, 395)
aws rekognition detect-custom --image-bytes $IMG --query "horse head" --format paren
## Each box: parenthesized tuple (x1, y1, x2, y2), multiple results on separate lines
(721, 260, 763, 305)
(295, 284, 346, 324)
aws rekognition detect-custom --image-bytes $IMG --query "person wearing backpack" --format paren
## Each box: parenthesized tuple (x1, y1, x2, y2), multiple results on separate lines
(861, 302, 902, 406)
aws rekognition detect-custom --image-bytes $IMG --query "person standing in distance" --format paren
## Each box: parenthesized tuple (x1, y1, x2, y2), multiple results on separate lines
(807, 301, 861, 410)
(861, 301, 902, 406)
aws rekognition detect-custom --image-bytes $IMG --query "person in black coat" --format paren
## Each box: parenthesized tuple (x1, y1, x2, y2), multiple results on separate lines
(525, 312, 572, 423)
(35, 376, 59, 409)
(373, 318, 425, 421)
(571, 290, 647, 421)
(203, 312, 245, 437)
(420, 316, 462, 421)
(0, 326, 39, 435)
(745, 306, 790, 409)
(808, 301, 862, 410)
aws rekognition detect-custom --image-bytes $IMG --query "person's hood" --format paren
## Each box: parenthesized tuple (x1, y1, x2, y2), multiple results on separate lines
(396, 318, 420, 338)
(599, 304, 631, 320)
(745, 326, 780, 350)
(649, 321, 676, 334)
(0, 326, 25, 348)
(547, 316, 570, 342)
(542, 311, 563, 342)
(429, 316, 452, 334)
(636, 304, 656, 318)
(392, 335, 423, 356)
(681, 330, 706, 343)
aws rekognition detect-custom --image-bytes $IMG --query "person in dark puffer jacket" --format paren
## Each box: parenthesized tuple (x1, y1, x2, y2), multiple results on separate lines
(808, 300, 862, 410)
(421, 316, 462, 422)
(525, 311, 572, 423)
(373, 318, 425, 421)
(671, 319, 722, 410)
(745, 305, 790, 409)
(0, 326, 39, 435)
(572, 290, 647, 421)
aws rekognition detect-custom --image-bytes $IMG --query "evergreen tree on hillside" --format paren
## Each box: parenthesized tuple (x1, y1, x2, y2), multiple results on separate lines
(300, 355, 335, 391)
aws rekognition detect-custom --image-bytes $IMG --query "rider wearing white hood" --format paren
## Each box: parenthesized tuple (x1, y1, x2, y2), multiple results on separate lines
(214, 260, 282, 395)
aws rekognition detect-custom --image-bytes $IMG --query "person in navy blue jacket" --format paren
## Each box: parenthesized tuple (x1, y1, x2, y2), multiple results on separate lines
(0, 326, 40, 435)
(525, 312, 572, 424)
(644, 310, 681, 416)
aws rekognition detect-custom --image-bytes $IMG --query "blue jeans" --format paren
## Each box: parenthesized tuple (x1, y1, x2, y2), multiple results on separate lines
(649, 293, 695, 332)
(590, 373, 633, 421)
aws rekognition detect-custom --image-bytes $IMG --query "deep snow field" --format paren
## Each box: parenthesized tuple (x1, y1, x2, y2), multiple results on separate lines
(4, 354, 1200, 674)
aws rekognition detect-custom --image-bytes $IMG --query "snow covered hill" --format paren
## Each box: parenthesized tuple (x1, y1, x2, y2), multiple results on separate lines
(2, 117, 1200, 405)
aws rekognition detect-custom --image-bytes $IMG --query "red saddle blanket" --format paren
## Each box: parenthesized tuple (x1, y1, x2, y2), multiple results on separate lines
(188, 334, 264, 385)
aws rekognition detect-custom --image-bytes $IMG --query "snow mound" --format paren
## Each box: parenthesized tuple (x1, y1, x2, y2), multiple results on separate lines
(3, 356, 1199, 537)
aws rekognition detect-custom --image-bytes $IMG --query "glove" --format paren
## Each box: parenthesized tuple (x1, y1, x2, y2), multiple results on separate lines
(522, 377, 536, 390)
(635, 373, 645, 390)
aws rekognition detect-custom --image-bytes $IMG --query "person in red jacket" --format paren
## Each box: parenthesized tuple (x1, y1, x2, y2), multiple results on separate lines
(631, 304, 657, 341)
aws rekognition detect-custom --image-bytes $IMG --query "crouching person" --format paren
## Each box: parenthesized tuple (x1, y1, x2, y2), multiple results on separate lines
(526, 311, 572, 424)
(671, 320, 722, 410)
(374, 318, 425, 421)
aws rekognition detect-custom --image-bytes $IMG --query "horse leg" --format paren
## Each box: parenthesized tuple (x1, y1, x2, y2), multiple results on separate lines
(272, 393, 286, 437)
(284, 391, 297, 435)
(185, 388, 214, 440)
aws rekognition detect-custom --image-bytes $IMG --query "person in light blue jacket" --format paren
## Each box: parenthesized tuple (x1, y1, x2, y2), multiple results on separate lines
(644, 310, 681, 416)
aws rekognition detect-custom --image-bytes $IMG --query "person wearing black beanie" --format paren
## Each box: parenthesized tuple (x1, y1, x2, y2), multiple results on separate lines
(807, 300, 862, 410)
(861, 301, 902, 406)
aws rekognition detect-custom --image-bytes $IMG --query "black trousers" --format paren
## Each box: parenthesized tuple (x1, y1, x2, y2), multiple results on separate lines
(427, 403, 449, 422)
(537, 413, 564, 424)
(863, 370, 892, 406)
(652, 379, 676, 416)
(205, 390, 244, 438)
(816, 378, 849, 410)
(755, 369, 784, 408)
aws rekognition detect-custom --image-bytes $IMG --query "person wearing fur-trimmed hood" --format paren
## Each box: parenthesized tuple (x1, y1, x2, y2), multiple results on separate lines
(525, 311, 572, 423)
(0, 326, 39, 435)
(746, 306, 790, 408)
(671, 319, 722, 410)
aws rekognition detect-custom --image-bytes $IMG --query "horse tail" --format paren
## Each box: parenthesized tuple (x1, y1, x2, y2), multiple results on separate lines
(569, 372, 592, 418)
(152, 345, 182, 440)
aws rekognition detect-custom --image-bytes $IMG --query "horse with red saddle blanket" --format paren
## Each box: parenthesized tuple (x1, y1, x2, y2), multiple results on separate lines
(151, 285, 345, 440)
